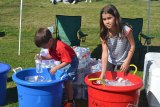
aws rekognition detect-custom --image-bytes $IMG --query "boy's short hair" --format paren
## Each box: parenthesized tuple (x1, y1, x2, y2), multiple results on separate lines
(34, 28, 52, 47)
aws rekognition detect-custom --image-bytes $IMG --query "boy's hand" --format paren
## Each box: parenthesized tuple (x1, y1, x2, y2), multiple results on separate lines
(35, 54, 42, 61)
(50, 67, 58, 74)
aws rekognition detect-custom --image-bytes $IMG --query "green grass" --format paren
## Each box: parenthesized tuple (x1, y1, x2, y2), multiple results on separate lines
(0, 0, 160, 107)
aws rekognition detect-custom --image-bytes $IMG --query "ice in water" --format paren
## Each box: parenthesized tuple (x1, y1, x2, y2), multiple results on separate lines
(25, 76, 51, 82)
(97, 78, 134, 86)
(30, 54, 52, 82)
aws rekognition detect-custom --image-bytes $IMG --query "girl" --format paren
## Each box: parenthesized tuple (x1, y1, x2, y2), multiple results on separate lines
(99, 4, 135, 79)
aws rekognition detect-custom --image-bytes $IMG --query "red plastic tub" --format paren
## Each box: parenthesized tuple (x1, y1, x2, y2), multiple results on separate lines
(85, 71, 143, 107)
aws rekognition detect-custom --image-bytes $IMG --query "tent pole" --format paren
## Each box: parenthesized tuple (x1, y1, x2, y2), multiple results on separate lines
(147, 0, 150, 52)
(18, 0, 23, 55)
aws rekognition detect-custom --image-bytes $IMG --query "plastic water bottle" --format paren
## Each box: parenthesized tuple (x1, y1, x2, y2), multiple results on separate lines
(35, 59, 43, 73)
(48, 26, 54, 33)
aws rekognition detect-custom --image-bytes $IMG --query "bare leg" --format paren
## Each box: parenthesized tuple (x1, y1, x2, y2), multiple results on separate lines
(64, 80, 73, 100)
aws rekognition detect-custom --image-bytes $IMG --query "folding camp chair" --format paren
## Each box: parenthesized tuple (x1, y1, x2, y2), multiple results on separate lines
(122, 18, 154, 69)
(0, 32, 5, 37)
(55, 15, 87, 46)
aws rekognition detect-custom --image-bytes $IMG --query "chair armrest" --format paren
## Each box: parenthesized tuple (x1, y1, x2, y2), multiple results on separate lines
(78, 30, 88, 38)
(78, 30, 88, 42)
(140, 33, 154, 39)
(140, 33, 154, 45)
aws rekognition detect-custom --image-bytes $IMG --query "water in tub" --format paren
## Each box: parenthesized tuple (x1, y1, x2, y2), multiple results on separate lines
(25, 59, 50, 82)
(97, 77, 134, 86)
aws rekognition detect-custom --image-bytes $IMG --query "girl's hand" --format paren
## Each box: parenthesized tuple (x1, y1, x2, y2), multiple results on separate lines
(99, 72, 106, 79)
(50, 67, 58, 74)
(120, 61, 129, 72)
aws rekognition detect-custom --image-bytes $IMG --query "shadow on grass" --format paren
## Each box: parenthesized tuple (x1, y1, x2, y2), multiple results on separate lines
(7, 77, 18, 104)
(76, 99, 88, 107)
(91, 44, 160, 71)
(7, 77, 13, 83)
(91, 44, 102, 60)
(139, 89, 148, 107)
(6, 87, 18, 104)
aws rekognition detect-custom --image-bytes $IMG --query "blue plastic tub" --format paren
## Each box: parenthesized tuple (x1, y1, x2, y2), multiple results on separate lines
(12, 68, 67, 107)
(0, 62, 11, 106)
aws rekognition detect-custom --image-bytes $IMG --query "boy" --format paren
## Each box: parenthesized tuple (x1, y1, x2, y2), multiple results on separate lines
(34, 28, 79, 107)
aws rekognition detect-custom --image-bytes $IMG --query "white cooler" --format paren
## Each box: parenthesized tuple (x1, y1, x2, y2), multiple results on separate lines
(143, 52, 160, 107)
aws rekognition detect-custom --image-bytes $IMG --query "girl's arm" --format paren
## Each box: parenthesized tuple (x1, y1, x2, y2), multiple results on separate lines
(100, 38, 108, 79)
(120, 32, 135, 72)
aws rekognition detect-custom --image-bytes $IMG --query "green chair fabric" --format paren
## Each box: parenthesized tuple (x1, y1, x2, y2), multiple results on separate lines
(122, 18, 154, 49)
(55, 15, 82, 46)
(122, 18, 143, 50)
(122, 18, 154, 70)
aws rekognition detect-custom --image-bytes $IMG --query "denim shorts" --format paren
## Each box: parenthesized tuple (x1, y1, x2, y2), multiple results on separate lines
(107, 61, 121, 71)
(107, 61, 129, 72)
(64, 56, 79, 81)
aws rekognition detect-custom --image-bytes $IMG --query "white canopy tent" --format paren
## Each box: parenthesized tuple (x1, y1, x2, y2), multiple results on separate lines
(147, 0, 150, 36)
(147, 0, 151, 52)
(17, 0, 151, 55)
(18, 0, 23, 55)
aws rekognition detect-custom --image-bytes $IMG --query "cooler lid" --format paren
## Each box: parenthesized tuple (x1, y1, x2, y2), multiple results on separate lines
(151, 68, 160, 76)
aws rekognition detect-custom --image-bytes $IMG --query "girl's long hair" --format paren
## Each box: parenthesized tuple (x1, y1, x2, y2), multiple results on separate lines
(100, 4, 123, 40)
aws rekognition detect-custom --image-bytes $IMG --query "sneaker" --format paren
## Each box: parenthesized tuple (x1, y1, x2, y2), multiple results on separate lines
(71, 0, 76, 4)
(50, 0, 57, 4)
(63, 102, 75, 107)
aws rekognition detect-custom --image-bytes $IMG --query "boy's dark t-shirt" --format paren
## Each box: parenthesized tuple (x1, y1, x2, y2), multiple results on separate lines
(48, 40, 76, 63)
